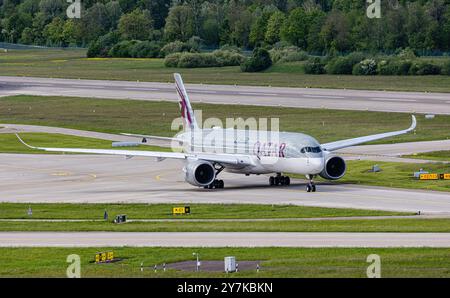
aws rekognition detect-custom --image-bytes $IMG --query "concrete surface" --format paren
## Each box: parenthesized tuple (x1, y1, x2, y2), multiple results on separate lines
(1, 76, 450, 114)
(1, 232, 450, 247)
(1, 154, 449, 214)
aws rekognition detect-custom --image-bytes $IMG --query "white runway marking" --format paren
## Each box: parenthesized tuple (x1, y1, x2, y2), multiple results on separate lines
(369, 98, 417, 102)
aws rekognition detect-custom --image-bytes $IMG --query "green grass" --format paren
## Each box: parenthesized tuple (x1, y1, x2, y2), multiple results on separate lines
(1, 95, 449, 144)
(2, 48, 450, 92)
(403, 151, 450, 162)
(1, 218, 450, 232)
(1, 247, 449, 277)
(0, 203, 405, 220)
(319, 160, 450, 192)
(0, 132, 169, 154)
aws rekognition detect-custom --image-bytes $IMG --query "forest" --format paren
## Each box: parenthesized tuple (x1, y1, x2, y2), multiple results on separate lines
(0, 0, 449, 54)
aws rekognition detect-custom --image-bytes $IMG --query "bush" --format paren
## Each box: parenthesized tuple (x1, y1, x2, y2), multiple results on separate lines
(164, 50, 245, 68)
(325, 52, 365, 74)
(397, 47, 416, 59)
(352, 59, 377, 75)
(108, 40, 139, 58)
(219, 44, 242, 53)
(409, 62, 441, 75)
(87, 32, 120, 58)
(240, 48, 272, 72)
(177, 53, 217, 68)
(269, 46, 308, 63)
(378, 59, 412, 75)
(304, 57, 325, 74)
(212, 50, 245, 66)
(160, 40, 199, 57)
(442, 60, 450, 75)
(281, 51, 309, 63)
(130, 41, 162, 58)
(164, 53, 182, 67)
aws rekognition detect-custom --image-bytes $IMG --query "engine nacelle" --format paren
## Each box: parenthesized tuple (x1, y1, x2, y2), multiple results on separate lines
(319, 154, 346, 180)
(184, 160, 216, 186)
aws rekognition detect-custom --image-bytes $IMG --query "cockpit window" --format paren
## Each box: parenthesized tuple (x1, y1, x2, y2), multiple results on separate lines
(300, 146, 322, 153)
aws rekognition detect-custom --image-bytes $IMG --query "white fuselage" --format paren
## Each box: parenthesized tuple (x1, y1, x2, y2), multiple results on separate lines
(177, 128, 325, 175)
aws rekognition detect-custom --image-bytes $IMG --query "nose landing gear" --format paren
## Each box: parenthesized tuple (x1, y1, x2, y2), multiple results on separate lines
(306, 175, 316, 192)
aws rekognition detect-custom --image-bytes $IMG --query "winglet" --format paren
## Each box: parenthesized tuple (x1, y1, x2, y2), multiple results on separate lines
(15, 134, 38, 150)
(408, 115, 417, 132)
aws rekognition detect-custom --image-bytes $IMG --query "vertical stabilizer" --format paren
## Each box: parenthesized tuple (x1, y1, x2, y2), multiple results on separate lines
(174, 73, 198, 131)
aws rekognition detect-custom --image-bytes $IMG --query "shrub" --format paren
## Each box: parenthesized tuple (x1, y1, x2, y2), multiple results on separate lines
(269, 46, 308, 63)
(160, 40, 199, 57)
(352, 59, 377, 75)
(164, 50, 245, 68)
(219, 44, 242, 53)
(87, 32, 120, 58)
(410, 62, 441, 75)
(325, 53, 365, 75)
(130, 41, 162, 58)
(378, 59, 412, 75)
(304, 57, 325, 74)
(281, 51, 309, 63)
(177, 52, 217, 68)
(397, 47, 416, 59)
(442, 60, 450, 75)
(212, 50, 245, 66)
(164, 53, 182, 67)
(108, 40, 139, 58)
(240, 48, 272, 72)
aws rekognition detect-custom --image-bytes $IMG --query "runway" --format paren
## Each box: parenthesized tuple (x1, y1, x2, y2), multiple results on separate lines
(1, 232, 450, 247)
(1, 76, 450, 115)
(1, 154, 449, 214)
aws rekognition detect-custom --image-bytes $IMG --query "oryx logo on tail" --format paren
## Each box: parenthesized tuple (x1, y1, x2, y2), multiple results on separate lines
(174, 73, 198, 131)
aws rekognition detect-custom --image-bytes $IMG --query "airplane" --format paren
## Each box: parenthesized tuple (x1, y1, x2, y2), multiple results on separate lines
(16, 73, 417, 192)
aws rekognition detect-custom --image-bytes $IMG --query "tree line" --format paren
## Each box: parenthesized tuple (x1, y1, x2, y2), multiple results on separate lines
(1, 0, 449, 55)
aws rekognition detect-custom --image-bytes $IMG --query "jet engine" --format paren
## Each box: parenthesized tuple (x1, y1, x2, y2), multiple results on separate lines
(184, 160, 216, 186)
(319, 154, 346, 180)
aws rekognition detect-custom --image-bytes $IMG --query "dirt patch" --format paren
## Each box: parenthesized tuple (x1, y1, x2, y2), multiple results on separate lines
(166, 260, 261, 272)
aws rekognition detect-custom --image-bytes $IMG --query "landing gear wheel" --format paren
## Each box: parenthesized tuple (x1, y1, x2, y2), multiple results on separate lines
(285, 176, 290, 186)
(312, 184, 316, 192)
(269, 175, 291, 186)
(206, 179, 224, 189)
(306, 183, 312, 192)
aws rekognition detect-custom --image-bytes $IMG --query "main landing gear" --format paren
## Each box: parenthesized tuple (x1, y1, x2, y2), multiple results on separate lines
(269, 173, 290, 186)
(306, 175, 316, 192)
(204, 163, 225, 189)
(205, 179, 224, 189)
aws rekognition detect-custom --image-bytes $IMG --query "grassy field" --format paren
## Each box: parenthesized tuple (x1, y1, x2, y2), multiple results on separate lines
(404, 151, 450, 162)
(1, 247, 449, 277)
(1, 48, 450, 92)
(2, 218, 450, 232)
(0, 203, 405, 220)
(1, 95, 449, 144)
(0, 132, 168, 154)
(325, 160, 450, 192)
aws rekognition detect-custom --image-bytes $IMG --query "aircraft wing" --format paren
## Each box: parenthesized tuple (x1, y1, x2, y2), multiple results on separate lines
(321, 115, 416, 151)
(15, 134, 253, 166)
